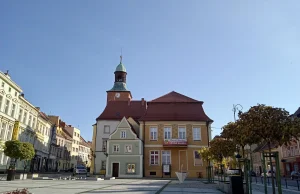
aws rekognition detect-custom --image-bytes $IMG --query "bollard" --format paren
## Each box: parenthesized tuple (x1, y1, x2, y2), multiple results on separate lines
(261, 176, 263, 184)
(285, 178, 287, 189)
(297, 179, 299, 191)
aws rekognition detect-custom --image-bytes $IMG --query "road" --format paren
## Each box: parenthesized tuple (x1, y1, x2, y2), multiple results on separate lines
(251, 176, 300, 190)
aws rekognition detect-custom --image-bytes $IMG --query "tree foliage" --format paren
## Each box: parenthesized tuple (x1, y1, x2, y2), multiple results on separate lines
(199, 147, 213, 163)
(210, 138, 236, 162)
(4, 140, 35, 164)
(19, 142, 35, 161)
(4, 140, 22, 159)
(238, 104, 300, 146)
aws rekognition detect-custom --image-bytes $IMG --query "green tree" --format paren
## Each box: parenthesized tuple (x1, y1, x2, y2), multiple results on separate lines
(210, 138, 236, 162)
(199, 147, 213, 163)
(238, 104, 300, 194)
(4, 140, 22, 169)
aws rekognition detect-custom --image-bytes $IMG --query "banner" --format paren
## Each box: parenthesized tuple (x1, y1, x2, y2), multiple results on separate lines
(12, 121, 20, 140)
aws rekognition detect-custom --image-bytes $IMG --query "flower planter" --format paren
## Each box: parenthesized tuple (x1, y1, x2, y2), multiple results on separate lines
(7, 169, 16, 181)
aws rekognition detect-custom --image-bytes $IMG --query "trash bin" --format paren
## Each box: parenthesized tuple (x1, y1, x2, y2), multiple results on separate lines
(230, 176, 244, 194)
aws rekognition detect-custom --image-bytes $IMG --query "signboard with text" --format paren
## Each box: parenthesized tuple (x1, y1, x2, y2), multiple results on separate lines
(163, 139, 187, 146)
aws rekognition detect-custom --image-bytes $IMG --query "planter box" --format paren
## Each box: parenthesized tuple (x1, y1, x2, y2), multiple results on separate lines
(15, 174, 27, 180)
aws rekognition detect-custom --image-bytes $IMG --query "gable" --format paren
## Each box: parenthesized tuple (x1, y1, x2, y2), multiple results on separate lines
(151, 91, 201, 103)
(109, 117, 137, 140)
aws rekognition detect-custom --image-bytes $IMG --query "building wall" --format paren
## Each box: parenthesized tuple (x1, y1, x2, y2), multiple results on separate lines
(94, 120, 119, 174)
(65, 126, 81, 167)
(143, 121, 209, 178)
(90, 124, 96, 174)
(106, 155, 142, 178)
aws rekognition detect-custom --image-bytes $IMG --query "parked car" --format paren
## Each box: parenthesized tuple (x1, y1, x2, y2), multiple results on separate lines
(291, 171, 300, 180)
(74, 166, 87, 176)
(261, 170, 276, 177)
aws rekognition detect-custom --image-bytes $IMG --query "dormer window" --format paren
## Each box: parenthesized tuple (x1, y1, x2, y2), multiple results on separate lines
(121, 131, 126, 138)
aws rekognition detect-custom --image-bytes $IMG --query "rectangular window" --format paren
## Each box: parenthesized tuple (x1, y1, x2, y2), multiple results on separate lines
(1, 82, 4, 87)
(150, 127, 158, 140)
(28, 115, 32, 126)
(150, 151, 159, 165)
(0, 122, 7, 139)
(162, 150, 171, 164)
(121, 131, 126, 138)
(193, 127, 201, 140)
(8, 87, 11, 92)
(10, 103, 16, 117)
(18, 109, 23, 121)
(23, 111, 27, 124)
(0, 95, 3, 111)
(76, 148, 78, 152)
(104, 125, 110, 134)
(194, 150, 203, 166)
(178, 127, 186, 139)
(32, 118, 36, 129)
(127, 164, 135, 173)
(4, 99, 10, 114)
(15, 91, 17, 97)
(164, 127, 172, 140)
(125, 145, 132, 153)
(113, 145, 120, 152)
(72, 147, 75, 151)
(101, 160, 106, 170)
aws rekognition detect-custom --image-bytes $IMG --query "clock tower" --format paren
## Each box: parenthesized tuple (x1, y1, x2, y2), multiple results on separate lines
(106, 56, 132, 103)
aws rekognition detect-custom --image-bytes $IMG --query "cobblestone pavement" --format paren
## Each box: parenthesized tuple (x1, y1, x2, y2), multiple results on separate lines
(0, 179, 225, 194)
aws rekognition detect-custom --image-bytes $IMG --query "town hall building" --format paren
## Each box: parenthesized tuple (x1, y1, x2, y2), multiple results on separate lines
(92, 56, 213, 178)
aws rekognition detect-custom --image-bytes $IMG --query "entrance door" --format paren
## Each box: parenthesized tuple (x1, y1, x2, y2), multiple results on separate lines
(112, 163, 119, 177)
(179, 150, 188, 172)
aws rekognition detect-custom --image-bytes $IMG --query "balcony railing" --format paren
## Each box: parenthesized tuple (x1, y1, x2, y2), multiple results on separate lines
(163, 139, 187, 147)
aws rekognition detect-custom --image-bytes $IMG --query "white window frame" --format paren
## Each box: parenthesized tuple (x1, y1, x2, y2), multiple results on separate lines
(113, 144, 120, 153)
(161, 150, 171, 165)
(121, 130, 126, 138)
(127, 164, 136, 173)
(178, 127, 186, 140)
(4, 99, 10, 114)
(150, 150, 159, 165)
(164, 127, 172, 140)
(150, 127, 158, 140)
(18, 108, 23, 121)
(125, 145, 132, 153)
(23, 111, 27, 124)
(194, 150, 203, 166)
(193, 127, 201, 141)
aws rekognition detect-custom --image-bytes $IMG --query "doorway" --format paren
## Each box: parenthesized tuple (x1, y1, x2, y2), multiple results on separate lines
(179, 150, 188, 172)
(112, 163, 119, 177)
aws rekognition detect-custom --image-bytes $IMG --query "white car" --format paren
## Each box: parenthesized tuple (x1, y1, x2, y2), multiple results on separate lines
(74, 166, 87, 176)
(261, 170, 275, 177)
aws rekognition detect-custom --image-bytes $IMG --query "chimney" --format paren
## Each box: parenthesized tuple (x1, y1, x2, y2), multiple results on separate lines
(128, 98, 131, 106)
(36, 107, 40, 111)
(141, 98, 145, 106)
(20, 93, 24, 97)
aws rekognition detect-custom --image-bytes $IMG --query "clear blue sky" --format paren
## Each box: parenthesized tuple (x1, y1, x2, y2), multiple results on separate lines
(1, 1, 299, 141)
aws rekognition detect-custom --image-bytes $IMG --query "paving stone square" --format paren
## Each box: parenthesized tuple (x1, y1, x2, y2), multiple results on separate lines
(0, 179, 225, 194)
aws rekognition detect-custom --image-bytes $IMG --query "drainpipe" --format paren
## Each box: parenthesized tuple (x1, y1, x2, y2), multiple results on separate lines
(143, 121, 145, 177)
(206, 121, 210, 147)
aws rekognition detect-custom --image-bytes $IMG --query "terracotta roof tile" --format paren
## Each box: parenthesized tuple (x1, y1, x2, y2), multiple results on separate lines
(96, 100, 146, 121)
(140, 100, 212, 122)
(151, 91, 201, 103)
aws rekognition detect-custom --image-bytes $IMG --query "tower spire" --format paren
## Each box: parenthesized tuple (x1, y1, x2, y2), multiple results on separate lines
(120, 48, 123, 63)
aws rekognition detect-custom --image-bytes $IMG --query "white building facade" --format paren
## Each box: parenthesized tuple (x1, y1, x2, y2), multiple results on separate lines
(0, 71, 22, 171)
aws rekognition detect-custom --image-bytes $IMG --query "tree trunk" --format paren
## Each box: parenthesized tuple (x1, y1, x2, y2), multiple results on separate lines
(268, 142, 276, 194)
(242, 146, 245, 158)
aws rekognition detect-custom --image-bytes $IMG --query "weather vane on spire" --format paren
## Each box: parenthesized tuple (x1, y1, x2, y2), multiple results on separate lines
(120, 48, 123, 63)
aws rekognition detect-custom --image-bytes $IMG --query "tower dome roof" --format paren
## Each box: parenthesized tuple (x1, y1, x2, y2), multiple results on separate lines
(115, 62, 126, 72)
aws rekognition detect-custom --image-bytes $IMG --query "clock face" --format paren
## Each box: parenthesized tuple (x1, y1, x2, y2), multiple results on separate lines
(115, 93, 120, 98)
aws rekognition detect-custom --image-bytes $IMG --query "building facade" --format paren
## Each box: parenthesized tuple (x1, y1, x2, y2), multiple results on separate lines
(64, 125, 81, 168)
(140, 91, 213, 178)
(106, 117, 143, 178)
(78, 136, 91, 167)
(0, 71, 22, 171)
(94, 58, 146, 175)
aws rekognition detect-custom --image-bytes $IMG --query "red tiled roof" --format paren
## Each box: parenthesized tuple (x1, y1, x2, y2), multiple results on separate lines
(39, 112, 50, 121)
(96, 100, 147, 121)
(151, 91, 201, 103)
(140, 91, 212, 122)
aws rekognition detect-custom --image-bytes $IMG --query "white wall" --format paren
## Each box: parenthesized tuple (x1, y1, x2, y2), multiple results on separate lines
(94, 120, 119, 174)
